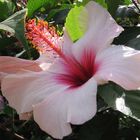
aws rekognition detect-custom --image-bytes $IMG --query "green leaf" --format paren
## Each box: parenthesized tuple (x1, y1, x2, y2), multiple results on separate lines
(79, 0, 90, 5)
(94, 0, 107, 8)
(114, 90, 140, 120)
(78, 110, 118, 140)
(126, 37, 140, 50)
(124, 0, 131, 5)
(65, 6, 88, 41)
(106, 0, 127, 18)
(0, 37, 16, 48)
(116, 5, 139, 27)
(0, 0, 15, 21)
(98, 83, 140, 120)
(114, 27, 140, 50)
(27, 0, 55, 17)
(2, 105, 15, 117)
(65, 0, 107, 42)
(0, 9, 30, 57)
(124, 90, 140, 119)
(47, 4, 72, 20)
(98, 83, 123, 108)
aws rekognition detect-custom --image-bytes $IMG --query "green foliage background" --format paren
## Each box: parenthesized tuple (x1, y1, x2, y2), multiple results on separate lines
(0, 0, 140, 140)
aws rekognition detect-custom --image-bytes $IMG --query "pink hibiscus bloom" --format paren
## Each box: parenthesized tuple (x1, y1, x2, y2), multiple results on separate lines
(1, 1, 140, 139)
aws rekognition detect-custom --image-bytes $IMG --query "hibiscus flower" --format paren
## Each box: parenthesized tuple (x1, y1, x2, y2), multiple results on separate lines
(0, 1, 140, 139)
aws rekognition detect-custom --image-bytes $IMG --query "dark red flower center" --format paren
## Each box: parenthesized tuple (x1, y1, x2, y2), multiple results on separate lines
(56, 50, 98, 88)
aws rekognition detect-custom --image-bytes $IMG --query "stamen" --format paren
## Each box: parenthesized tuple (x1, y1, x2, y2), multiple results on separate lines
(33, 26, 62, 56)
(26, 19, 63, 57)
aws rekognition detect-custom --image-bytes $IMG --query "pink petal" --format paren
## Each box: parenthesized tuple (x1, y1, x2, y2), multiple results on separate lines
(0, 72, 7, 83)
(72, 1, 123, 61)
(1, 56, 67, 114)
(94, 45, 140, 90)
(0, 55, 55, 83)
(0, 56, 42, 74)
(62, 30, 73, 56)
(0, 56, 41, 82)
(33, 77, 97, 139)
(36, 54, 55, 71)
(1, 71, 67, 114)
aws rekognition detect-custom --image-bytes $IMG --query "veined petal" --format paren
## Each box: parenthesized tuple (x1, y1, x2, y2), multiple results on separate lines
(33, 77, 97, 139)
(0, 55, 56, 83)
(1, 71, 68, 114)
(72, 1, 123, 61)
(0, 56, 41, 83)
(0, 56, 42, 74)
(94, 45, 140, 90)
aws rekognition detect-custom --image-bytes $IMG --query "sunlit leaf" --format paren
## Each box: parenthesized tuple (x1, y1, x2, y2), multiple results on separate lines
(98, 83, 123, 108)
(98, 82, 140, 120)
(124, 90, 140, 119)
(65, 5, 88, 41)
